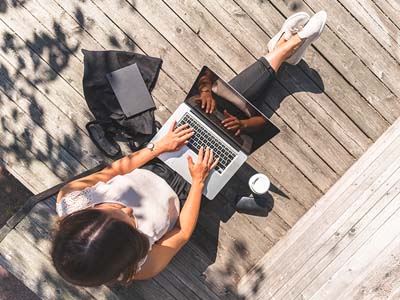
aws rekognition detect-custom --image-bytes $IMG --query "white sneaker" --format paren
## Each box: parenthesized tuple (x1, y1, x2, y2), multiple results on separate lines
(286, 10, 327, 65)
(267, 12, 310, 53)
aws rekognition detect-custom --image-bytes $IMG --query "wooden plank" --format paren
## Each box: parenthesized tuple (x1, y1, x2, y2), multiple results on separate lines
(338, 0, 400, 63)
(373, 0, 400, 31)
(163, 0, 255, 73)
(235, 0, 400, 126)
(88, 0, 210, 92)
(0, 8, 334, 296)
(304, 203, 400, 300)
(0, 19, 91, 124)
(0, 56, 104, 170)
(0, 27, 95, 152)
(0, 123, 61, 193)
(0, 156, 41, 194)
(273, 166, 400, 299)
(239, 171, 400, 299)
(0, 230, 96, 300)
(252, 82, 352, 177)
(344, 0, 400, 53)
(341, 231, 400, 300)
(241, 148, 400, 299)
(301, 0, 400, 99)
(0, 89, 86, 180)
(240, 115, 400, 285)
(121, 0, 236, 79)
(238, 118, 400, 297)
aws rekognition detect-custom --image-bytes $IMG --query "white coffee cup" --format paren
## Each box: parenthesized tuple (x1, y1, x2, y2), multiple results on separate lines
(249, 173, 270, 195)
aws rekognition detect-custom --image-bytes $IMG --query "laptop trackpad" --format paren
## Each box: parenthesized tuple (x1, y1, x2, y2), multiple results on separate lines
(159, 147, 193, 182)
(171, 155, 192, 183)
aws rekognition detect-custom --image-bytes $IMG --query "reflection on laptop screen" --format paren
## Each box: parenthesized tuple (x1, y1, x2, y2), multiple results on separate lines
(184, 66, 280, 155)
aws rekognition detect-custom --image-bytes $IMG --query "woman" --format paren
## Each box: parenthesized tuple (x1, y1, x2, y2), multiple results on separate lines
(52, 11, 327, 286)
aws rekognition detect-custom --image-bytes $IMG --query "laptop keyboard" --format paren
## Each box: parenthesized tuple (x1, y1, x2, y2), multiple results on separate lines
(177, 113, 236, 173)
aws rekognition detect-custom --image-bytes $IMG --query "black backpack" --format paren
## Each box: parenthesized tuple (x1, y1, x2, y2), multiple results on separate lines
(82, 50, 162, 157)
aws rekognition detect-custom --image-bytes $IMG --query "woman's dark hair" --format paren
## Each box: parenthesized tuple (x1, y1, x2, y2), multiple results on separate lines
(51, 208, 150, 287)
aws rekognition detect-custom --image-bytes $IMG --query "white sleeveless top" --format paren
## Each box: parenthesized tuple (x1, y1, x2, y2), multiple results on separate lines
(56, 168, 180, 276)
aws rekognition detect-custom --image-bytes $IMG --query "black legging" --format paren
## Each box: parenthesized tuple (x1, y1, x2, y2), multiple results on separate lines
(142, 57, 276, 209)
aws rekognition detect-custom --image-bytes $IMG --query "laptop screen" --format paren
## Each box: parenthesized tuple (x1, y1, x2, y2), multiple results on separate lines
(184, 66, 280, 155)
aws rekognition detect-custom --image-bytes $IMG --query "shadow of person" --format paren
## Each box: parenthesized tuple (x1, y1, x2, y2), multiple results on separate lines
(283, 60, 325, 93)
(254, 60, 325, 119)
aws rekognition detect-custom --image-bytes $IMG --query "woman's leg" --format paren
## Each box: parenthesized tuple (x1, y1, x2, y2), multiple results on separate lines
(265, 34, 302, 71)
(141, 159, 191, 209)
(228, 34, 302, 104)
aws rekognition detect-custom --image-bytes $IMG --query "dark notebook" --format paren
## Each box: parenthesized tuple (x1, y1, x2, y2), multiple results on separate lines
(106, 63, 155, 118)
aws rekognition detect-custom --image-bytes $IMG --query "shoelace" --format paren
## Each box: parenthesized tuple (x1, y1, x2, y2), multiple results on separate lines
(284, 25, 304, 40)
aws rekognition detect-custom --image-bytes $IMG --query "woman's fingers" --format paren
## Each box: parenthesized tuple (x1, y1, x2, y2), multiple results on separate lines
(210, 100, 216, 113)
(198, 146, 204, 162)
(203, 147, 210, 164)
(187, 155, 194, 168)
(210, 157, 219, 170)
(177, 127, 194, 137)
(227, 125, 239, 130)
(169, 120, 177, 132)
(178, 131, 194, 142)
(206, 98, 212, 113)
(174, 123, 189, 133)
(208, 149, 214, 166)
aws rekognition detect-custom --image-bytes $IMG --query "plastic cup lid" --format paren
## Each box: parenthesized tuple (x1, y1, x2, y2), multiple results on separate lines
(249, 173, 270, 195)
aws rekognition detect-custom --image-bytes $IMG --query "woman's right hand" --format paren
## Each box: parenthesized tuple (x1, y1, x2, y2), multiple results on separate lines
(187, 147, 219, 185)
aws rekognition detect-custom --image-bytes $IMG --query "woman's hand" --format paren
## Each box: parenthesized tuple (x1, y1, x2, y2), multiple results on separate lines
(156, 121, 194, 153)
(187, 147, 219, 185)
(221, 110, 243, 136)
(195, 91, 216, 114)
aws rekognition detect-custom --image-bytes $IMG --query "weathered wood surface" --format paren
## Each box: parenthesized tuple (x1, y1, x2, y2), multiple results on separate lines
(238, 117, 400, 299)
(0, 0, 399, 298)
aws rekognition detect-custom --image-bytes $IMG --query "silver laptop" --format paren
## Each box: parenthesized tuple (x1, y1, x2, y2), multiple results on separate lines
(151, 66, 280, 199)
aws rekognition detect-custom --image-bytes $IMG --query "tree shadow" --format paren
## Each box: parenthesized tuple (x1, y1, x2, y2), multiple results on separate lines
(0, 0, 29, 14)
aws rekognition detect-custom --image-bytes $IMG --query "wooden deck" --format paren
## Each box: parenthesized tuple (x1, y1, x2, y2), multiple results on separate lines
(0, 0, 399, 299)
(238, 116, 400, 300)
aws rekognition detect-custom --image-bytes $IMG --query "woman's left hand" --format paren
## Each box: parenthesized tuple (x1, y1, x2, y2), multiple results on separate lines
(221, 110, 243, 136)
(157, 120, 194, 153)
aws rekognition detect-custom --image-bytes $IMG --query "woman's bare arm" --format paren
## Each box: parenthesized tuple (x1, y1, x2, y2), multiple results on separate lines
(57, 121, 194, 202)
(56, 146, 163, 202)
(132, 147, 218, 280)
(131, 180, 204, 280)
